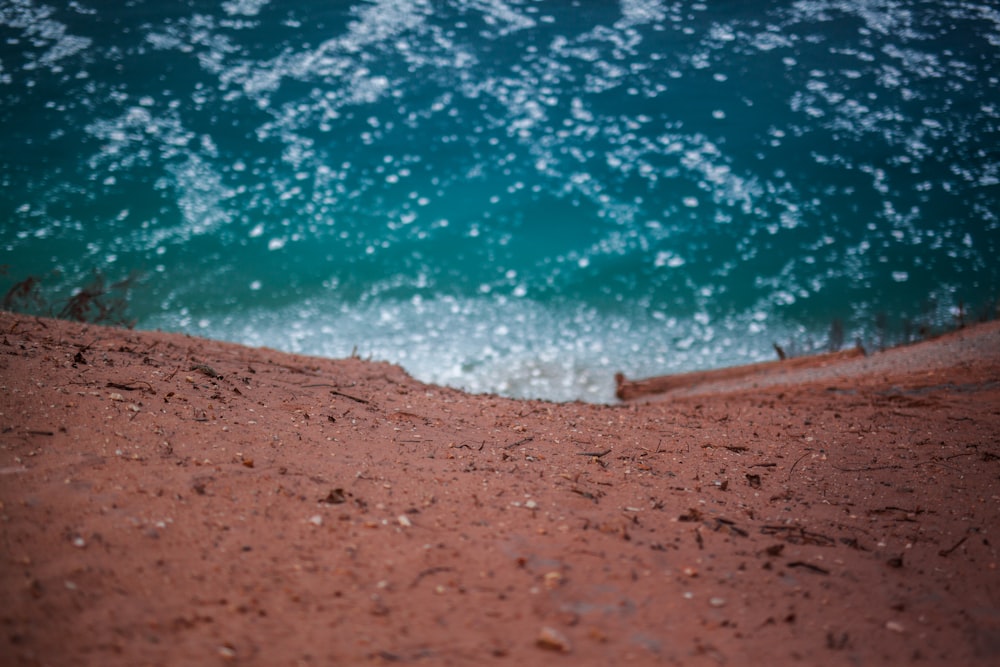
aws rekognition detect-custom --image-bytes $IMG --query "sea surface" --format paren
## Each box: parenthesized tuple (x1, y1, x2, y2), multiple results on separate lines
(2, 0, 998, 402)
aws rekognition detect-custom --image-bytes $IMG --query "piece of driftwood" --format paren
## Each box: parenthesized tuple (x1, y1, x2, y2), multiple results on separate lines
(615, 346, 865, 400)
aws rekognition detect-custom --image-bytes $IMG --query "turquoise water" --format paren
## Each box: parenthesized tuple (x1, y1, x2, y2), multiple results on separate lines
(2, 0, 998, 402)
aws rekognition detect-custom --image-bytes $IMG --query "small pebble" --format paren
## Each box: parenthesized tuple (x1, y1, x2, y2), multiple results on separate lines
(308, 515, 323, 526)
(397, 514, 412, 527)
(709, 597, 726, 607)
(71, 536, 86, 548)
(886, 620, 905, 633)
(536, 626, 571, 653)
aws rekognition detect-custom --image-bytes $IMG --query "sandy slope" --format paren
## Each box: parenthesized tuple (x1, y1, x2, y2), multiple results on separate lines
(1, 311, 998, 666)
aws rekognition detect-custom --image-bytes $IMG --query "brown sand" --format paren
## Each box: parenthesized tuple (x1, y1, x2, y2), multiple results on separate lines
(1, 310, 998, 666)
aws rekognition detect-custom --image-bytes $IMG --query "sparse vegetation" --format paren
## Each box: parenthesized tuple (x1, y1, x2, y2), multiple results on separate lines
(771, 295, 999, 362)
(773, 298, 1000, 359)
(1, 266, 141, 328)
(828, 318, 844, 352)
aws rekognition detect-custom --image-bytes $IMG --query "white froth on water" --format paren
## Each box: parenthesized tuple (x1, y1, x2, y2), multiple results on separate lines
(145, 294, 801, 403)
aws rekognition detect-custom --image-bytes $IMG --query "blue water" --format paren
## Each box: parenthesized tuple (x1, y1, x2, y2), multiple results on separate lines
(2, 0, 998, 402)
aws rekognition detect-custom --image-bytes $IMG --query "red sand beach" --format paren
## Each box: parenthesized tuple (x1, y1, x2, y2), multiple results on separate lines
(1, 311, 998, 666)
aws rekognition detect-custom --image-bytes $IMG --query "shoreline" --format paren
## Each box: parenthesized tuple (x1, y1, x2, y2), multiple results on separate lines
(2, 311, 998, 665)
(616, 320, 1000, 400)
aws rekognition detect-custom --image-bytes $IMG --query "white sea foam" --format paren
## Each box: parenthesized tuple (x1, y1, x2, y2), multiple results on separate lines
(0, 0, 92, 71)
(145, 293, 802, 403)
(222, 0, 269, 17)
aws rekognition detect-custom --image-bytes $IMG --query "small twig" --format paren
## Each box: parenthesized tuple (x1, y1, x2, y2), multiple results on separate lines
(761, 525, 836, 547)
(410, 566, 454, 588)
(882, 505, 924, 515)
(938, 535, 967, 557)
(787, 561, 829, 575)
(570, 487, 599, 502)
(330, 390, 369, 404)
(787, 450, 812, 480)
(453, 441, 485, 451)
(107, 380, 154, 393)
(832, 464, 904, 472)
(502, 436, 534, 449)
(190, 363, 221, 379)
(577, 449, 611, 458)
